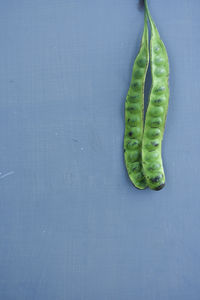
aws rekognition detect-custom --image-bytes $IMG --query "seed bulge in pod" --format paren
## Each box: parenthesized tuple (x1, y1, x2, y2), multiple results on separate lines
(127, 94, 140, 103)
(126, 139, 140, 150)
(144, 139, 160, 151)
(148, 117, 162, 128)
(152, 96, 166, 106)
(149, 106, 164, 117)
(127, 128, 141, 138)
(154, 56, 165, 66)
(126, 103, 140, 113)
(154, 85, 166, 94)
(127, 150, 140, 163)
(147, 128, 161, 139)
(131, 81, 142, 91)
(147, 162, 161, 172)
(137, 57, 147, 68)
(127, 116, 140, 127)
(128, 161, 141, 173)
(144, 151, 159, 162)
(155, 67, 166, 77)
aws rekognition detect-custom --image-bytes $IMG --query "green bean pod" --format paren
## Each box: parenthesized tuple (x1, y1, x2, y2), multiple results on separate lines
(124, 13, 149, 190)
(142, 0, 169, 190)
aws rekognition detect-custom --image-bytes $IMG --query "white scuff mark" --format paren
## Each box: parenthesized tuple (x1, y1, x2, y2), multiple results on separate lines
(80, 147, 84, 151)
(0, 171, 15, 179)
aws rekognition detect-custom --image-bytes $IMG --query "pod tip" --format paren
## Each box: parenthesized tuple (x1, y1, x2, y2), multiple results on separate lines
(154, 183, 165, 191)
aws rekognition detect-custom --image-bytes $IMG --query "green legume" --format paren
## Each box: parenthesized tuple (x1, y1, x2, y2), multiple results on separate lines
(124, 12, 149, 190)
(142, 0, 170, 190)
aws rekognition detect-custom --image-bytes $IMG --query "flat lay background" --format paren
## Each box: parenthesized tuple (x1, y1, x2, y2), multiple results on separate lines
(0, 1, 200, 299)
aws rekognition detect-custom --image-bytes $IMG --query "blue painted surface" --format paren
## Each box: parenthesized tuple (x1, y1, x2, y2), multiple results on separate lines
(0, 1, 200, 299)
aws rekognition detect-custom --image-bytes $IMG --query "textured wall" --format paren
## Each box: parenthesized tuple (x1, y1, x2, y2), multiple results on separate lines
(0, 1, 200, 299)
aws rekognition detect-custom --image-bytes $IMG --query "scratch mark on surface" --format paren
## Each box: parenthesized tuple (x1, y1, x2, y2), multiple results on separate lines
(0, 171, 14, 179)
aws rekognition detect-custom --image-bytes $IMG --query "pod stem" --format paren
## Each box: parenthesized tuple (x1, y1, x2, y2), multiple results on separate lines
(144, 0, 151, 21)
(144, 0, 158, 35)
(142, 3, 148, 43)
(144, 7, 148, 23)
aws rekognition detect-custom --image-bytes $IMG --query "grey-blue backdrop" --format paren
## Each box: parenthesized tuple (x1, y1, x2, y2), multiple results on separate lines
(0, 1, 200, 299)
